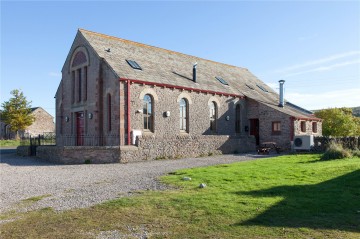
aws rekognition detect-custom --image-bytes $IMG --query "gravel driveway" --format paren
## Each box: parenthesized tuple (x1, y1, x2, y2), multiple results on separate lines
(0, 149, 266, 213)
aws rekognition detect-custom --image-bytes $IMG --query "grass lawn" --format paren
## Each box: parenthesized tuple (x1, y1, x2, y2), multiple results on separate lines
(1, 154, 359, 238)
(0, 139, 20, 147)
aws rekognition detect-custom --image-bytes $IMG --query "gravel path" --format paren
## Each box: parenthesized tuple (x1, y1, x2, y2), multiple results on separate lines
(0, 150, 268, 213)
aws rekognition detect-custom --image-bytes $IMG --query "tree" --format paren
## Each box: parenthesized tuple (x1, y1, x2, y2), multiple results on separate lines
(1, 89, 35, 139)
(315, 108, 360, 136)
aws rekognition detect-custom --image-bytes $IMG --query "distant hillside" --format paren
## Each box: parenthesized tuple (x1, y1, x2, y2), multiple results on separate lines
(312, 106, 360, 117)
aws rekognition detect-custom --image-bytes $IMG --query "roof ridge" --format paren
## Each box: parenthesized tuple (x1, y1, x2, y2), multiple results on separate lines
(78, 28, 243, 70)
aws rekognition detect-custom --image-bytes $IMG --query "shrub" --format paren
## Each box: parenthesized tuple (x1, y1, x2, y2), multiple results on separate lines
(321, 141, 352, 160)
(352, 149, 360, 157)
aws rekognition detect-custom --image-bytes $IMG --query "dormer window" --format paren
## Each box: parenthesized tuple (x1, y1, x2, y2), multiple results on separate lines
(126, 60, 142, 70)
(215, 76, 229, 85)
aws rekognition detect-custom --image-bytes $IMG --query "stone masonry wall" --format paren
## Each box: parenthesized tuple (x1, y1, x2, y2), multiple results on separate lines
(258, 103, 293, 149)
(56, 33, 121, 146)
(35, 135, 256, 164)
(26, 108, 55, 136)
(36, 146, 120, 164)
(120, 134, 256, 163)
(294, 120, 322, 136)
(129, 84, 249, 138)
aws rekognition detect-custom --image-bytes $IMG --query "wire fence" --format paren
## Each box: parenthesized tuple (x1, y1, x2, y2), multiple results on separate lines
(20, 132, 56, 146)
(20, 133, 121, 147)
(57, 134, 121, 146)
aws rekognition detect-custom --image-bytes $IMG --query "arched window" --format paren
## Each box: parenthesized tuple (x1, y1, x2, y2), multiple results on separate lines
(209, 101, 217, 133)
(143, 94, 153, 131)
(179, 98, 188, 132)
(235, 104, 241, 133)
(70, 48, 89, 104)
(72, 51, 87, 67)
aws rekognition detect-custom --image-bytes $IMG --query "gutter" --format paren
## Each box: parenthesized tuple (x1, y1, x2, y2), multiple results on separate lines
(291, 116, 322, 122)
(126, 79, 131, 145)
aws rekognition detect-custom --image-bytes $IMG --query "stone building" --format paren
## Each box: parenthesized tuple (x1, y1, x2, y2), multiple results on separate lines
(0, 107, 55, 139)
(52, 29, 321, 163)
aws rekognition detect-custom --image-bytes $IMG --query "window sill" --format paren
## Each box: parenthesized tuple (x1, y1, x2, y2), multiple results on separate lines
(142, 131, 154, 136)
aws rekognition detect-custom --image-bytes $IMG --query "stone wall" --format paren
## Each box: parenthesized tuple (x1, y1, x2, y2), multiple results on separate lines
(120, 134, 256, 163)
(294, 120, 322, 136)
(56, 34, 122, 146)
(246, 99, 322, 150)
(258, 102, 292, 149)
(35, 134, 256, 164)
(26, 108, 55, 136)
(129, 84, 248, 138)
(17, 146, 31, 156)
(36, 146, 120, 164)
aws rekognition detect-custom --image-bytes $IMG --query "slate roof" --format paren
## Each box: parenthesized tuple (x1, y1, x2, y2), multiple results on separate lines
(78, 29, 320, 121)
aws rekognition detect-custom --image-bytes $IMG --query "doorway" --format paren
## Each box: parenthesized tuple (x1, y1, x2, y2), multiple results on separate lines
(249, 119, 260, 145)
(76, 112, 84, 146)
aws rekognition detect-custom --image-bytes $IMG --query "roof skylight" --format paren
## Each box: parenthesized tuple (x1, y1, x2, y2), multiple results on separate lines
(215, 76, 229, 85)
(126, 60, 142, 70)
(246, 84, 254, 90)
(256, 84, 268, 92)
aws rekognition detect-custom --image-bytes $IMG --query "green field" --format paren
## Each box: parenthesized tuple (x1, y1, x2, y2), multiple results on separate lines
(0, 139, 20, 147)
(1, 154, 359, 238)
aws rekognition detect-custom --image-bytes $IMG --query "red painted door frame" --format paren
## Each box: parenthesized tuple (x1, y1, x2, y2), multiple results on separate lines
(76, 112, 84, 146)
(249, 119, 260, 145)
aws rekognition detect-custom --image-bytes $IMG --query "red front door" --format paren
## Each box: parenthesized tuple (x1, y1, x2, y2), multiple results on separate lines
(250, 119, 260, 145)
(76, 112, 84, 146)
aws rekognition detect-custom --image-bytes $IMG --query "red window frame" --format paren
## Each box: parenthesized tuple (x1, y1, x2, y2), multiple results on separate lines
(312, 122, 317, 133)
(272, 121, 281, 135)
(301, 121, 306, 133)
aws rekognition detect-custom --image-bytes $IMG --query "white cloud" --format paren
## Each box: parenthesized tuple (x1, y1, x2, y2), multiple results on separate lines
(274, 51, 360, 74)
(284, 59, 360, 77)
(285, 88, 360, 110)
(49, 72, 62, 77)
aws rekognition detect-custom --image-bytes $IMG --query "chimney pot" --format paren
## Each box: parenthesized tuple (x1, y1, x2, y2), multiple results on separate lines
(278, 80, 285, 107)
(193, 63, 197, 83)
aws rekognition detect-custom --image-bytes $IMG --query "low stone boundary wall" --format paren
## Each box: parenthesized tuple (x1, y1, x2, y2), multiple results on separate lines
(120, 134, 256, 163)
(314, 136, 360, 151)
(36, 146, 120, 164)
(34, 135, 255, 164)
(17, 146, 31, 156)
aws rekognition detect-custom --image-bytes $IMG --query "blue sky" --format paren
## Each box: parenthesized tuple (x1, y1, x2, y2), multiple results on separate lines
(1, 1, 359, 118)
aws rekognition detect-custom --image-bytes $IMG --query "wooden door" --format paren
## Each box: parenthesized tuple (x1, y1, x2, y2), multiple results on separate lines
(76, 112, 84, 146)
(249, 119, 260, 145)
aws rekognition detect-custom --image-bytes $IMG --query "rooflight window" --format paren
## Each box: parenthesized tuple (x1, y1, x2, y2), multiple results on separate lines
(215, 76, 229, 85)
(126, 60, 142, 70)
(256, 84, 268, 92)
(246, 84, 254, 90)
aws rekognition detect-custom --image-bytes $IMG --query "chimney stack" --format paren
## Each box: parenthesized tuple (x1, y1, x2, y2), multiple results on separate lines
(193, 62, 197, 83)
(278, 80, 285, 107)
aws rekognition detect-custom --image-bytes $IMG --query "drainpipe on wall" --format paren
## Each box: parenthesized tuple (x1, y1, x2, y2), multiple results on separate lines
(127, 80, 131, 145)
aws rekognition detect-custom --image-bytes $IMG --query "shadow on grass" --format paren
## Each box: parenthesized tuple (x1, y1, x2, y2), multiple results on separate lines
(235, 170, 360, 232)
